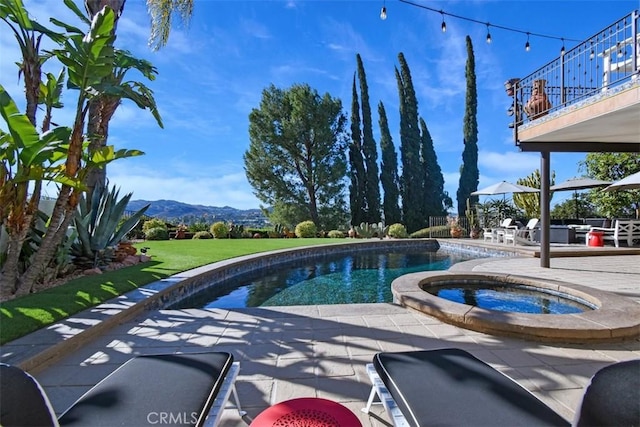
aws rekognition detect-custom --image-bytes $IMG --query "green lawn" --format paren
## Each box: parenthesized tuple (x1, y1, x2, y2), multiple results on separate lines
(0, 238, 334, 344)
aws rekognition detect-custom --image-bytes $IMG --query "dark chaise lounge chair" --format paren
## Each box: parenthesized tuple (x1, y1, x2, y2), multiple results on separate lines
(1, 351, 244, 427)
(363, 348, 639, 427)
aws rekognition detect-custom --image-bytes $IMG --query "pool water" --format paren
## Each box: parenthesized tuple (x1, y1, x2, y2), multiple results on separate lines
(430, 284, 595, 314)
(171, 249, 474, 309)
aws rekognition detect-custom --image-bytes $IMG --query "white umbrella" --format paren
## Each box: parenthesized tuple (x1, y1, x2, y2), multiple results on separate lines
(604, 171, 640, 191)
(471, 182, 539, 224)
(550, 177, 611, 218)
(471, 181, 539, 196)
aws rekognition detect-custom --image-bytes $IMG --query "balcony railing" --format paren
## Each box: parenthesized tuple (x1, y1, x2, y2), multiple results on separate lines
(509, 10, 639, 130)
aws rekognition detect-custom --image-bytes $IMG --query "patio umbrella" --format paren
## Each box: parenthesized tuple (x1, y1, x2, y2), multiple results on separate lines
(550, 177, 611, 218)
(471, 181, 539, 223)
(471, 181, 540, 196)
(603, 171, 640, 191)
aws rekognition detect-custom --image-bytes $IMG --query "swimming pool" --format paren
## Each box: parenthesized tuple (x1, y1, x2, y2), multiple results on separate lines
(170, 248, 475, 309)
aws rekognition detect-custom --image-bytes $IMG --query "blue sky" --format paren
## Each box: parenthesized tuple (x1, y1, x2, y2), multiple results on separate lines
(1, 0, 638, 210)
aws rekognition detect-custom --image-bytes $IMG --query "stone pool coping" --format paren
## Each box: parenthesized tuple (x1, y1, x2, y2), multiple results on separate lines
(2, 239, 455, 372)
(392, 271, 640, 343)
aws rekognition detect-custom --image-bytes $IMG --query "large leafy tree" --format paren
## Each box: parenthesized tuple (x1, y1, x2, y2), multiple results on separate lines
(551, 194, 598, 219)
(396, 52, 422, 233)
(419, 117, 449, 219)
(581, 153, 640, 218)
(378, 101, 401, 225)
(245, 84, 349, 230)
(356, 54, 380, 224)
(456, 36, 479, 216)
(348, 75, 366, 226)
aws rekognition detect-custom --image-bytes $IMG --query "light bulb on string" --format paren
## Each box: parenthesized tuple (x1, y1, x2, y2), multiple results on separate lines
(486, 23, 492, 44)
(560, 38, 565, 55)
(380, 2, 387, 20)
(617, 42, 624, 58)
(440, 11, 446, 32)
(589, 40, 595, 60)
(525, 33, 530, 51)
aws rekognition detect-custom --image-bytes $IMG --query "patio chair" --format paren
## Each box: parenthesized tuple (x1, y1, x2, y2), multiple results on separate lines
(363, 348, 639, 427)
(0, 351, 245, 427)
(483, 218, 515, 243)
(504, 218, 539, 245)
(589, 219, 640, 247)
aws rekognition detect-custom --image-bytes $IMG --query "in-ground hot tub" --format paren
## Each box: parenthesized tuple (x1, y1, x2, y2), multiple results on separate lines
(392, 271, 640, 343)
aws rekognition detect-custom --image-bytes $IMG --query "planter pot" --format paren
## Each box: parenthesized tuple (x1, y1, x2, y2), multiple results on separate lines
(450, 228, 463, 238)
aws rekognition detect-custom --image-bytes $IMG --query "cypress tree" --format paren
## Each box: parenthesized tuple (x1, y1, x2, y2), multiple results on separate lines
(396, 52, 422, 233)
(378, 101, 401, 225)
(357, 54, 381, 223)
(349, 74, 366, 226)
(419, 117, 450, 221)
(456, 36, 479, 216)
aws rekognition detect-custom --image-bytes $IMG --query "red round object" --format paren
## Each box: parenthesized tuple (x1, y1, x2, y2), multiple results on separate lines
(587, 231, 604, 247)
(250, 397, 362, 427)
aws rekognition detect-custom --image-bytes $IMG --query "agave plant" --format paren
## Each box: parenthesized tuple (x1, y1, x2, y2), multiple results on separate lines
(71, 185, 149, 268)
(354, 222, 389, 239)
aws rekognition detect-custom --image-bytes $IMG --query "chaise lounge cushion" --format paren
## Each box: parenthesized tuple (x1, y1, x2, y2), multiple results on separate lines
(0, 363, 59, 426)
(58, 352, 234, 426)
(373, 348, 569, 427)
(574, 359, 640, 427)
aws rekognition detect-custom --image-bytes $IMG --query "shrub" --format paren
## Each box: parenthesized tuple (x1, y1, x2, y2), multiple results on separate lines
(210, 221, 229, 239)
(188, 222, 209, 232)
(143, 218, 167, 234)
(409, 225, 449, 238)
(145, 227, 169, 240)
(388, 223, 408, 238)
(327, 230, 345, 238)
(295, 220, 317, 238)
(192, 231, 213, 239)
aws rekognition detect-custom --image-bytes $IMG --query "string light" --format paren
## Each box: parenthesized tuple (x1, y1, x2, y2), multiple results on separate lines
(589, 40, 595, 60)
(440, 10, 446, 32)
(397, 0, 580, 48)
(616, 42, 624, 58)
(380, 2, 387, 20)
(560, 38, 565, 55)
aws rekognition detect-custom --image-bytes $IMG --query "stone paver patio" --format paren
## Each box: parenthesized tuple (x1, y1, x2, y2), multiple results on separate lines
(20, 250, 638, 426)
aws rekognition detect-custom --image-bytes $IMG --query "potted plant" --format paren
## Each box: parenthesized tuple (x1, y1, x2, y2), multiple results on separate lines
(448, 216, 465, 238)
(466, 199, 481, 239)
(175, 224, 187, 239)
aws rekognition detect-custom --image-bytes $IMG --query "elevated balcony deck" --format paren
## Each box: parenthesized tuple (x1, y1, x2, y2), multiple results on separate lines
(511, 11, 640, 153)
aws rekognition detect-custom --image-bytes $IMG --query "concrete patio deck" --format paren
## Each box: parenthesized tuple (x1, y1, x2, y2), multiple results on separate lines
(20, 249, 637, 426)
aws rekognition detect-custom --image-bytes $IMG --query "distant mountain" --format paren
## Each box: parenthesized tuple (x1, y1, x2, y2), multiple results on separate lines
(127, 199, 267, 226)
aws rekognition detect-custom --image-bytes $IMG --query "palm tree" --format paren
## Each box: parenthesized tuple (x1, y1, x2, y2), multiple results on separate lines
(83, 0, 193, 204)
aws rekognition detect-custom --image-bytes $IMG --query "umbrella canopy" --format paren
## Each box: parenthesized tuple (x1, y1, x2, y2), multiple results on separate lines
(604, 171, 640, 191)
(550, 177, 611, 191)
(550, 177, 611, 219)
(471, 181, 539, 196)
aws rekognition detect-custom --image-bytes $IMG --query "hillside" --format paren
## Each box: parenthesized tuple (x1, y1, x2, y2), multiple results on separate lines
(127, 199, 267, 226)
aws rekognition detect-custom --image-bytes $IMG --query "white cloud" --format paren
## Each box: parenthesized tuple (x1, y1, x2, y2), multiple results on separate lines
(106, 162, 261, 209)
(241, 18, 272, 40)
(479, 150, 539, 178)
